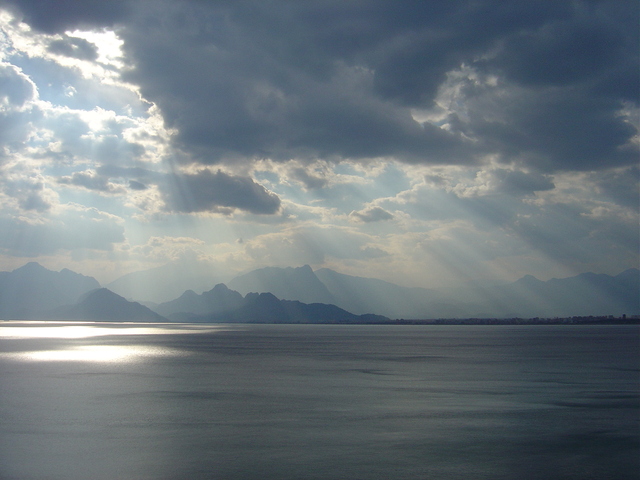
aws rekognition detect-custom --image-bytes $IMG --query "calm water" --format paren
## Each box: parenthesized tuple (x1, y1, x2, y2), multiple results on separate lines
(0, 323, 638, 480)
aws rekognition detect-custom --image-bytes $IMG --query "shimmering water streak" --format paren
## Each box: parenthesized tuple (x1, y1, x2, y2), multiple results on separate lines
(0, 321, 226, 338)
(0, 321, 228, 362)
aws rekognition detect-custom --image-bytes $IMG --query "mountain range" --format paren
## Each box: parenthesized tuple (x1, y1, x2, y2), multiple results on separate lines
(0, 262, 637, 322)
(228, 265, 639, 319)
(0, 262, 100, 319)
(44, 288, 167, 322)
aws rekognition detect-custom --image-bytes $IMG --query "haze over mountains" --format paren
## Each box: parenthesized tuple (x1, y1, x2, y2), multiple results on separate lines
(0, 262, 100, 319)
(226, 265, 639, 319)
(105, 257, 225, 307)
(0, 262, 637, 322)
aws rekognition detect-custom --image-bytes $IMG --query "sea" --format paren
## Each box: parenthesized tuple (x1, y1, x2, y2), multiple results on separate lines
(0, 322, 638, 480)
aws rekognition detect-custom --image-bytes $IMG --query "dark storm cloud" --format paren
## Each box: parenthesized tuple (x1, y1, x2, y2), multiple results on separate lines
(111, 1, 477, 163)
(484, 1, 639, 103)
(118, 7, 469, 164)
(593, 166, 640, 211)
(162, 169, 281, 215)
(288, 167, 328, 190)
(3, 0, 637, 172)
(492, 170, 555, 196)
(48, 35, 98, 61)
(466, 80, 638, 172)
(0, 0, 130, 34)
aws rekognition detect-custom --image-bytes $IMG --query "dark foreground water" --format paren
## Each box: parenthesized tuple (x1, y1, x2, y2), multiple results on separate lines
(0, 323, 638, 480)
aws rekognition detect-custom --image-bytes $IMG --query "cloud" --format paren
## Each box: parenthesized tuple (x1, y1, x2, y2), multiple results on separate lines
(489, 16, 627, 87)
(0, 205, 124, 256)
(243, 224, 389, 268)
(287, 166, 329, 190)
(128, 180, 147, 191)
(507, 201, 638, 270)
(36, 108, 148, 166)
(57, 170, 126, 194)
(593, 166, 640, 211)
(2, 1, 636, 172)
(491, 169, 555, 196)
(350, 206, 394, 223)
(0, 62, 36, 107)
(162, 169, 281, 215)
(0, 0, 130, 34)
(0, 62, 40, 152)
(128, 235, 205, 263)
(1, 172, 57, 212)
(118, 1, 635, 171)
(0, 1, 636, 287)
(48, 35, 98, 61)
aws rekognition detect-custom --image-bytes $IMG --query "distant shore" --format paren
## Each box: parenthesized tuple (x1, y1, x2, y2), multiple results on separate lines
(3, 316, 638, 326)
(389, 315, 639, 325)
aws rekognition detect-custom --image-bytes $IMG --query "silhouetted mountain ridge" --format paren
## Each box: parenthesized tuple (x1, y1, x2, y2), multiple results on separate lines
(170, 291, 389, 324)
(0, 262, 100, 319)
(156, 283, 244, 317)
(228, 265, 336, 305)
(223, 266, 639, 318)
(44, 288, 167, 322)
(105, 258, 224, 303)
(1, 262, 637, 321)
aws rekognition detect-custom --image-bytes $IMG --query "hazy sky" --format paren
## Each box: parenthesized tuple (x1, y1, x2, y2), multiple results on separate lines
(0, 0, 637, 287)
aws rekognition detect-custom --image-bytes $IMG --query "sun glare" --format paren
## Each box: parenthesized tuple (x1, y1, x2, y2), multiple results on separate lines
(0, 322, 230, 363)
(0, 322, 224, 339)
(67, 29, 125, 68)
(16, 345, 161, 362)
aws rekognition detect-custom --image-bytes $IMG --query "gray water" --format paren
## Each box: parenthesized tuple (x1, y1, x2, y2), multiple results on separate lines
(0, 323, 638, 480)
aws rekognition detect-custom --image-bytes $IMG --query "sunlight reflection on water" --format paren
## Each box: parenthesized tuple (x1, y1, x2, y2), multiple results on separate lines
(4, 344, 185, 363)
(0, 321, 230, 363)
(0, 321, 228, 339)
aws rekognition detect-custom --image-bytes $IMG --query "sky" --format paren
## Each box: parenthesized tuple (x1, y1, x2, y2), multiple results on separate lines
(0, 0, 637, 289)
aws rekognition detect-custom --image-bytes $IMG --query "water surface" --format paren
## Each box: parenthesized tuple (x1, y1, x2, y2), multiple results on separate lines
(0, 322, 638, 479)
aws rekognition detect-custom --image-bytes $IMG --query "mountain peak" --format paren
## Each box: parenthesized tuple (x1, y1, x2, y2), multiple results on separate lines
(228, 265, 335, 305)
(13, 262, 48, 274)
(616, 268, 640, 281)
(64, 288, 166, 322)
(155, 283, 244, 317)
(517, 274, 542, 285)
(79, 287, 125, 303)
(0, 262, 101, 319)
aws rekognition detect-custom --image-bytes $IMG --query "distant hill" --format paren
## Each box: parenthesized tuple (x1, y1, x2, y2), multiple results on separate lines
(314, 268, 467, 318)
(171, 291, 389, 324)
(227, 265, 639, 319)
(485, 269, 639, 317)
(106, 258, 224, 303)
(228, 265, 336, 305)
(226, 265, 474, 318)
(3, 261, 637, 321)
(156, 283, 244, 317)
(44, 288, 167, 322)
(0, 262, 100, 319)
